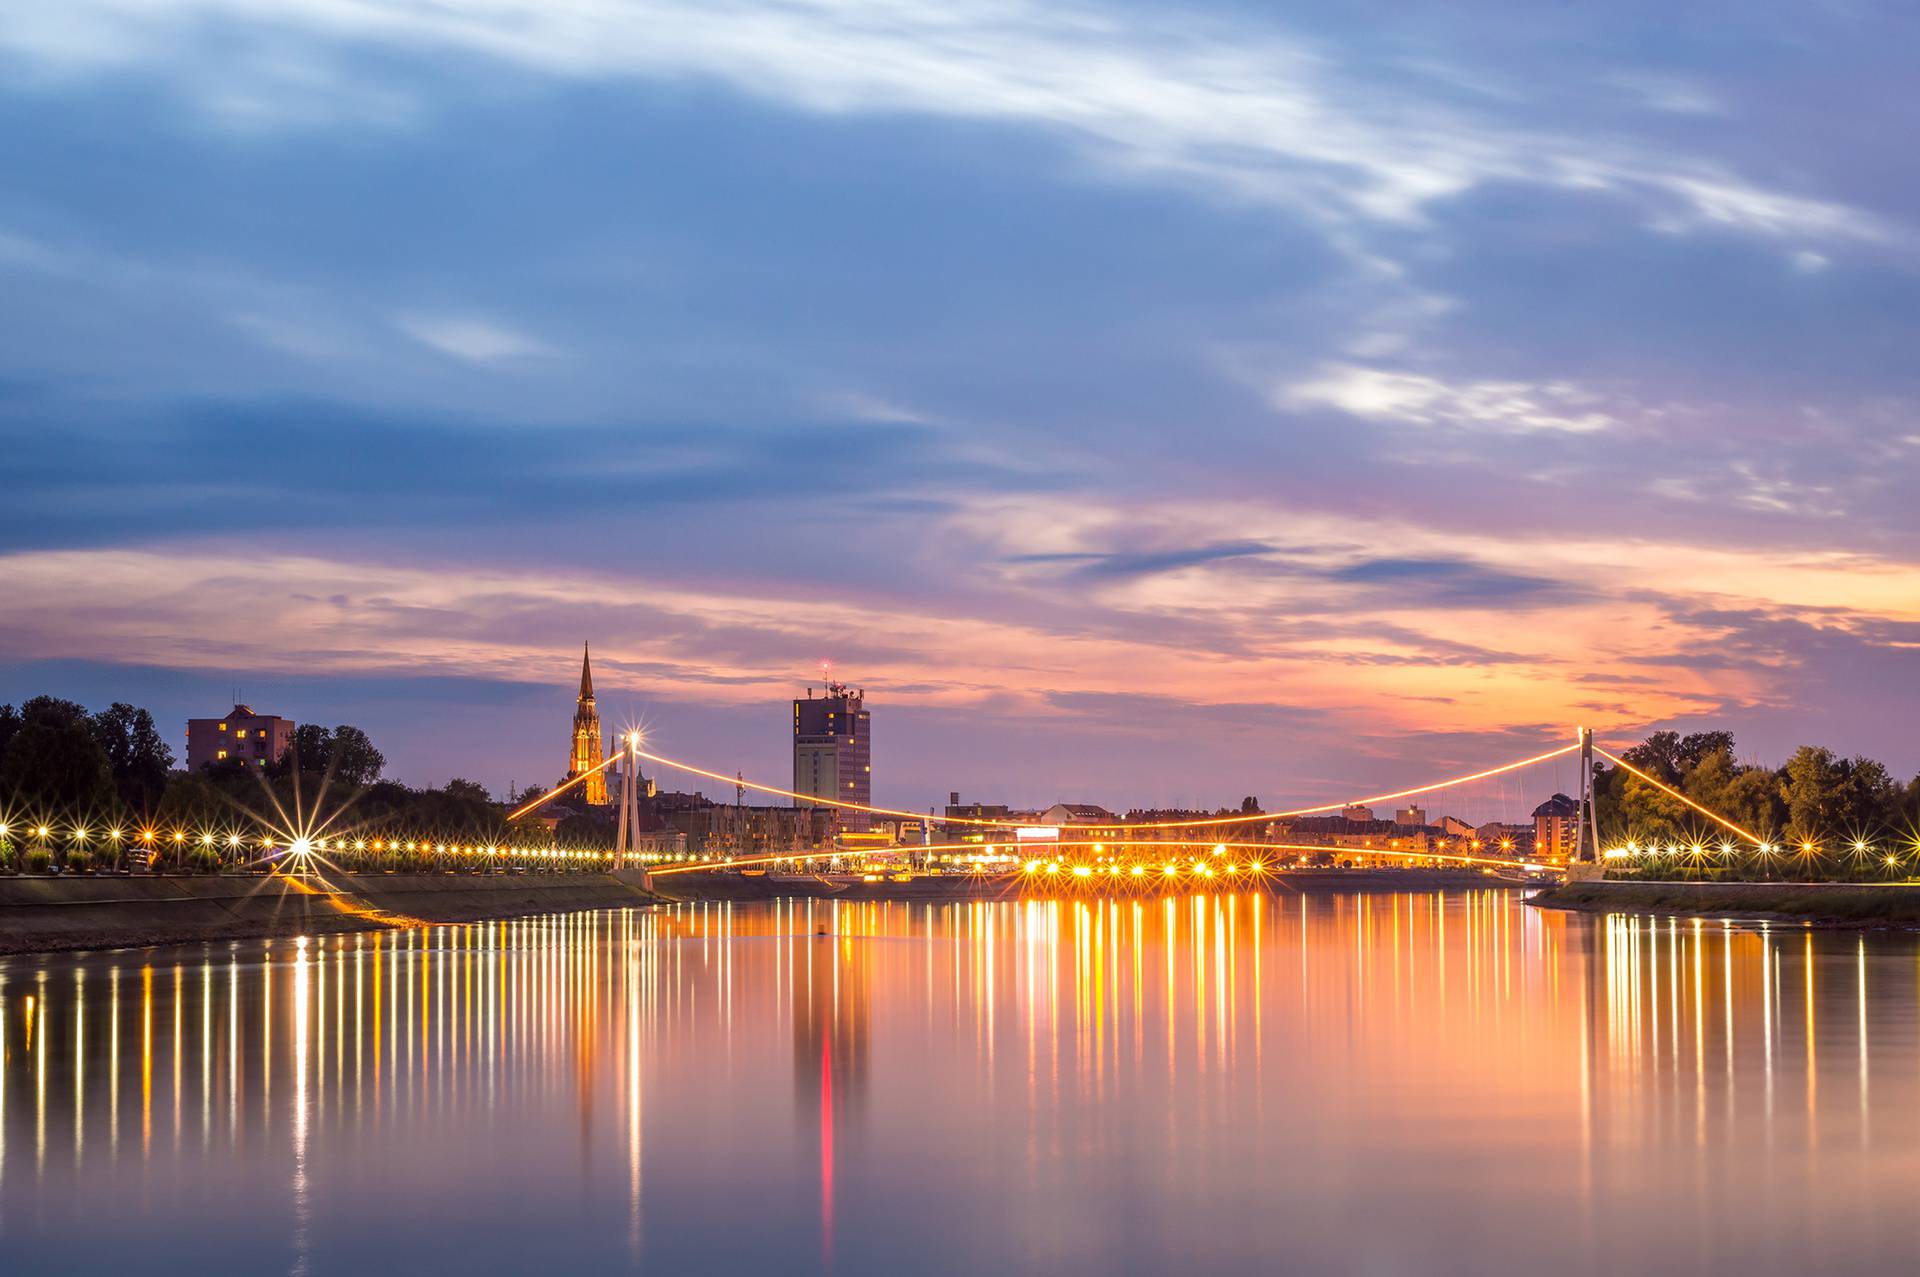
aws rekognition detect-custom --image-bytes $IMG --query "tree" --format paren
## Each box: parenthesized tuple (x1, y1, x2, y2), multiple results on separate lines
(1837, 757, 1901, 833)
(1613, 769, 1690, 842)
(445, 778, 490, 804)
(0, 712, 117, 823)
(154, 773, 228, 829)
(1901, 775, 1920, 830)
(0, 704, 22, 763)
(91, 702, 174, 814)
(1780, 746, 1846, 842)
(328, 726, 385, 787)
(1622, 730, 1736, 783)
(280, 723, 385, 787)
(284, 723, 335, 776)
(1622, 731, 1686, 782)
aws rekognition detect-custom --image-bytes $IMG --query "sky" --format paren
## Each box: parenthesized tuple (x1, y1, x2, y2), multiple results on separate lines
(2, 1, 1917, 812)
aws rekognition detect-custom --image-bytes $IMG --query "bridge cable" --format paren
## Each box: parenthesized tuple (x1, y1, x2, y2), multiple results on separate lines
(630, 740, 1582, 832)
(1591, 745, 1766, 847)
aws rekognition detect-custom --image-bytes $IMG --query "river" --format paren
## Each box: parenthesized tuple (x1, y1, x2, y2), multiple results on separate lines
(1, 891, 1916, 1273)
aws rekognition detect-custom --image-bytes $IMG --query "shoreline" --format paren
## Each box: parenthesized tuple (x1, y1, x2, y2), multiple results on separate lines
(1528, 879, 1920, 928)
(0, 870, 660, 957)
(0, 867, 1528, 956)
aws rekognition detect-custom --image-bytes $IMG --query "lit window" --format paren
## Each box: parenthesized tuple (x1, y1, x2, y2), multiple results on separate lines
(219, 722, 227, 731)
(237, 729, 247, 739)
(217, 749, 227, 760)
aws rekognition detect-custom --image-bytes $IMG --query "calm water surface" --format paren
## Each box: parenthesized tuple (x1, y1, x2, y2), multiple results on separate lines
(3, 891, 1918, 1274)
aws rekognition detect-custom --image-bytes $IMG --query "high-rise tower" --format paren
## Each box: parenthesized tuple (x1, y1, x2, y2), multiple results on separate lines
(793, 680, 870, 832)
(566, 642, 608, 806)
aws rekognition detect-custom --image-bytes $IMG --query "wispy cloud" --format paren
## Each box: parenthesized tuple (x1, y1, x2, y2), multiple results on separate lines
(1280, 363, 1618, 434)
(393, 313, 552, 363)
(0, 1, 1887, 247)
(1005, 541, 1276, 580)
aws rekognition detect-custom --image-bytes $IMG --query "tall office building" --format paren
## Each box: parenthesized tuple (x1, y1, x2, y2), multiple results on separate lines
(565, 642, 609, 807)
(793, 681, 871, 832)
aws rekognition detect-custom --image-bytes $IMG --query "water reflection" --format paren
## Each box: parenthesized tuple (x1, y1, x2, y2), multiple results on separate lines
(2, 894, 1918, 1273)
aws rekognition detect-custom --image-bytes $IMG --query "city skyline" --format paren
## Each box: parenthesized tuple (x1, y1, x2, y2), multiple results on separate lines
(3, 2, 1917, 809)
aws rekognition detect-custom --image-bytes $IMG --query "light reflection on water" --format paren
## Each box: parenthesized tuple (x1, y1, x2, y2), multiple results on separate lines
(2, 892, 1918, 1273)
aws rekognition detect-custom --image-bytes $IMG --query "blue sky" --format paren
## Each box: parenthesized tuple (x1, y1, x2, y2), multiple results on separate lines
(2, 1, 1916, 809)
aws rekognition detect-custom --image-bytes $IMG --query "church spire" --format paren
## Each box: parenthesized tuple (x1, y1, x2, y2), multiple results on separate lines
(566, 641, 608, 806)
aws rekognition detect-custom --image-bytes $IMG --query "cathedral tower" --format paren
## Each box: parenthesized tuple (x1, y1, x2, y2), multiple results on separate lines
(566, 642, 608, 806)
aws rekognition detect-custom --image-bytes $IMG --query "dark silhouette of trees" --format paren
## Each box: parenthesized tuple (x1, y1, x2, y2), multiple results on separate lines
(280, 723, 386, 786)
(91, 702, 174, 814)
(0, 697, 116, 822)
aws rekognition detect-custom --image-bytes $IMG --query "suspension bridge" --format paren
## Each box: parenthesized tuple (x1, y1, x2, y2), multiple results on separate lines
(482, 725, 1772, 888)
(1, 725, 1781, 890)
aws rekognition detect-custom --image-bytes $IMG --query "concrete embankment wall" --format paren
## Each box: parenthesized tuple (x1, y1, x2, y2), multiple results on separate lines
(1530, 879, 1920, 926)
(0, 872, 658, 956)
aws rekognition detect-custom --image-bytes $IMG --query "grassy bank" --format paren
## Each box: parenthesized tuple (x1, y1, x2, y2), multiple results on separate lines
(1529, 879, 1920, 927)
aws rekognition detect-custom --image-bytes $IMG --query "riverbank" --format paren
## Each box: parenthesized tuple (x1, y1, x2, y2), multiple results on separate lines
(0, 871, 659, 955)
(1528, 879, 1920, 927)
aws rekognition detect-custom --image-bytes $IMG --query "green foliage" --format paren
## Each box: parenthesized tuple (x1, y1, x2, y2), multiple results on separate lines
(1780, 746, 1901, 841)
(281, 723, 385, 787)
(1621, 730, 1735, 783)
(23, 847, 53, 874)
(90, 702, 174, 814)
(0, 700, 118, 822)
(1601, 730, 1920, 884)
(155, 773, 228, 834)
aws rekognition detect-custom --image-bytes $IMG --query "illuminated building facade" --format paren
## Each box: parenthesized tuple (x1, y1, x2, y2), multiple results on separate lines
(656, 797, 835, 856)
(1533, 793, 1581, 861)
(566, 643, 609, 807)
(794, 680, 871, 832)
(186, 704, 294, 772)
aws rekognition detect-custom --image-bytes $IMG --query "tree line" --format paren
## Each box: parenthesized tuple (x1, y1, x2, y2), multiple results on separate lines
(1596, 730, 1920, 880)
(0, 695, 565, 872)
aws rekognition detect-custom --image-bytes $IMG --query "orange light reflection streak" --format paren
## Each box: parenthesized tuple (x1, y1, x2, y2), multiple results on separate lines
(650, 838, 1550, 876)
